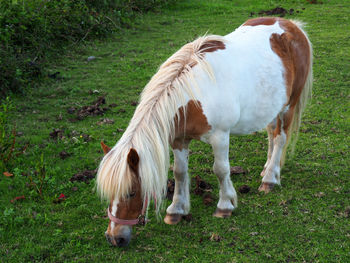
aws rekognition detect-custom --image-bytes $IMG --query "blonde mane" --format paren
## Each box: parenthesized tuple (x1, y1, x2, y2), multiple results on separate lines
(96, 34, 225, 213)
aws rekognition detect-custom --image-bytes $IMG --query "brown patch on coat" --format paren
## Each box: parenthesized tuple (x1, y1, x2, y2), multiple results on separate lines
(269, 19, 311, 133)
(244, 18, 311, 135)
(199, 40, 226, 53)
(188, 39, 226, 69)
(172, 100, 211, 150)
(106, 174, 143, 236)
(243, 17, 278, 26)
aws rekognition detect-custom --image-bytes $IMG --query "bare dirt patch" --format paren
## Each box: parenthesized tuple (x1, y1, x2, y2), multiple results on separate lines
(230, 166, 246, 175)
(70, 169, 96, 184)
(67, 96, 109, 121)
(250, 7, 301, 17)
(59, 151, 71, 160)
(203, 193, 215, 206)
(238, 185, 251, 194)
(50, 128, 64, 140)
(193, 175, 212, 195)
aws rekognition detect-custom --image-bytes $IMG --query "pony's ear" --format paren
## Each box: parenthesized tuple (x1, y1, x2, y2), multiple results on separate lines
(127, 148, 139, 172)
(100, 141, 111, 155)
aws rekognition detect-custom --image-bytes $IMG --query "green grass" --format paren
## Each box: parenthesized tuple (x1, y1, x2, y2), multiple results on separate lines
(1, 0, 350, 262)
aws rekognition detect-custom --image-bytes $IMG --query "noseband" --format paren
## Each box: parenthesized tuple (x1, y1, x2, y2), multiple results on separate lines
(107, 196, 156, 226)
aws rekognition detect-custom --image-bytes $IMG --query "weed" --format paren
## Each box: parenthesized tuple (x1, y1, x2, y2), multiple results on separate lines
(26, 154, 46, 199)
(0, 97, 27, 173)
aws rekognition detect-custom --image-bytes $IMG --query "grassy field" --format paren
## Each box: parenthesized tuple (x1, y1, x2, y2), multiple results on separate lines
(1, 0, 349, 262)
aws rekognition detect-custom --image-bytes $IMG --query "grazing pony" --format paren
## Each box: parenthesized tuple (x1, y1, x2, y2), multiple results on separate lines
(97, 17, 313, 247)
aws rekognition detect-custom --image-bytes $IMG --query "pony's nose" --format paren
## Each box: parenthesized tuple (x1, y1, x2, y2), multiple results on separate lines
(115, 236, 129, 247)
(105, 233, 130, 247)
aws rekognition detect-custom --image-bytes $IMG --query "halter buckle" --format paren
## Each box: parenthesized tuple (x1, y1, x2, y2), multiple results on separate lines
(138, 214, 147, 226)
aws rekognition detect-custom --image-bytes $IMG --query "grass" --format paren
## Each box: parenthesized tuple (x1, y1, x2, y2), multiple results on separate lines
(1, 0, 349, 262)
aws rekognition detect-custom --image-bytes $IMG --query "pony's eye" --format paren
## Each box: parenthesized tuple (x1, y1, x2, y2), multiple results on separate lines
(128, 192, 136, 198)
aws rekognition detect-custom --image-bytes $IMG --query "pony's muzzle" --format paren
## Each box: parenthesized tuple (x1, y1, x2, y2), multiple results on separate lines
(105, 226, 132, 247)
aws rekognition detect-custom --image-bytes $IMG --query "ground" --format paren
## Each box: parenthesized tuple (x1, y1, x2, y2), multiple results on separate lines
(1, 0, 349, 262)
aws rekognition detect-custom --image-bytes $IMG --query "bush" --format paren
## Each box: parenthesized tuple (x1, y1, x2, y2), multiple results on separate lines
(0, 0, 176, 96)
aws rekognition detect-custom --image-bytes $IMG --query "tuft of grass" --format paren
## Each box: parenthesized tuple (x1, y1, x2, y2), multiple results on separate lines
(1, 0, 349, 262)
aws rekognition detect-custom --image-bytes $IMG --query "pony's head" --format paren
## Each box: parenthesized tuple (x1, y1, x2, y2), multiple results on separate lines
(99, 142, 145, 247)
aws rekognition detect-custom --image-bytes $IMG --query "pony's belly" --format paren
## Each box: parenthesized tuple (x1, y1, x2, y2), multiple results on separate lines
(229, 113, 275, 135)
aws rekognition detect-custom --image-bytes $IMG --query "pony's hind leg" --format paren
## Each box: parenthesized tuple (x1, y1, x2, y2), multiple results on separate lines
(259, 113, 287, 193)
(210, 130, 238, 218)
(260, 119, 277, 177)
(164, 141, 190, 225)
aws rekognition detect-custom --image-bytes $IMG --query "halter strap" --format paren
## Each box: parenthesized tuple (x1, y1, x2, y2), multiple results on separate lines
(107, 195, 154, 226)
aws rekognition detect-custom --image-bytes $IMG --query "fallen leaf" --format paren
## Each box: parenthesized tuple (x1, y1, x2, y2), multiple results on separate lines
(4, 172, 13, 177)
(314, 192, 325, 198)
(53, 193, 66, 204)
(210, 233, 222, 242)
(10, 195, 25, 203)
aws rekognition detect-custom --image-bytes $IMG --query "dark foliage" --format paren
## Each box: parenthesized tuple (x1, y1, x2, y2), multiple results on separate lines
(0, 0, 176, 96)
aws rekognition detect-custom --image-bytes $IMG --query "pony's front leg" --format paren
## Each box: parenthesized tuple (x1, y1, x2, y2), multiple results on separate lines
(210, 131, 238, 218)
(164, 145, 190, 225)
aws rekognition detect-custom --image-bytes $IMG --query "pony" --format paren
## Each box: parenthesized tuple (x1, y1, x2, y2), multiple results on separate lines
(97, 17, 313, 247)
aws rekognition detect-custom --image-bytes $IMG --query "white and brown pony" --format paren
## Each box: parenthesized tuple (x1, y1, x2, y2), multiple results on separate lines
(97, 17, 313, 247)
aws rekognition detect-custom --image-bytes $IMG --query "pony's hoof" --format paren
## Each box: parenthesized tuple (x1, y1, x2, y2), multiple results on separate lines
(258, 182, 275, 193)
(213, 208, 232, 218)
(164, 214, 182, 225)
(260, 168, 266, 177)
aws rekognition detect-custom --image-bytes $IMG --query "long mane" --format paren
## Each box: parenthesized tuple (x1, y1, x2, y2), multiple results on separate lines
(96, 34, 225, 213)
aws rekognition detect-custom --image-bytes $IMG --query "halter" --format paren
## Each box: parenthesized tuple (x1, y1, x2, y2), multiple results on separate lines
(107, 195, 156, 226)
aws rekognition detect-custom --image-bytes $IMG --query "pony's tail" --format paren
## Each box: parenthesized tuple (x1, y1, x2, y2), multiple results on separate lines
(280, 27, 313, 167)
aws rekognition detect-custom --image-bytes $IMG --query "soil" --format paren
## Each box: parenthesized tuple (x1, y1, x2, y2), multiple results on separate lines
(193, 175, 212, 195)
(203, 193, 215, 206)
(97, 118, 115, 125)
(258, 7, 294, 17)
(238, 185, 251, 194)
(49, 128, 64, 140)
(250, 7, 297, 17)
(70, 169, 96, 184)
(230, 166, 246, 175)
(182, 214, 193, 222)
(166, 179, 175, 200)
(59, 151, 71, 160)
(67, 96, 109, 121)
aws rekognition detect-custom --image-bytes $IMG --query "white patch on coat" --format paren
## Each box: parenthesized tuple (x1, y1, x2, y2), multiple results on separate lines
(110, 199, 118, 230)
(192, 21, 287, 137)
